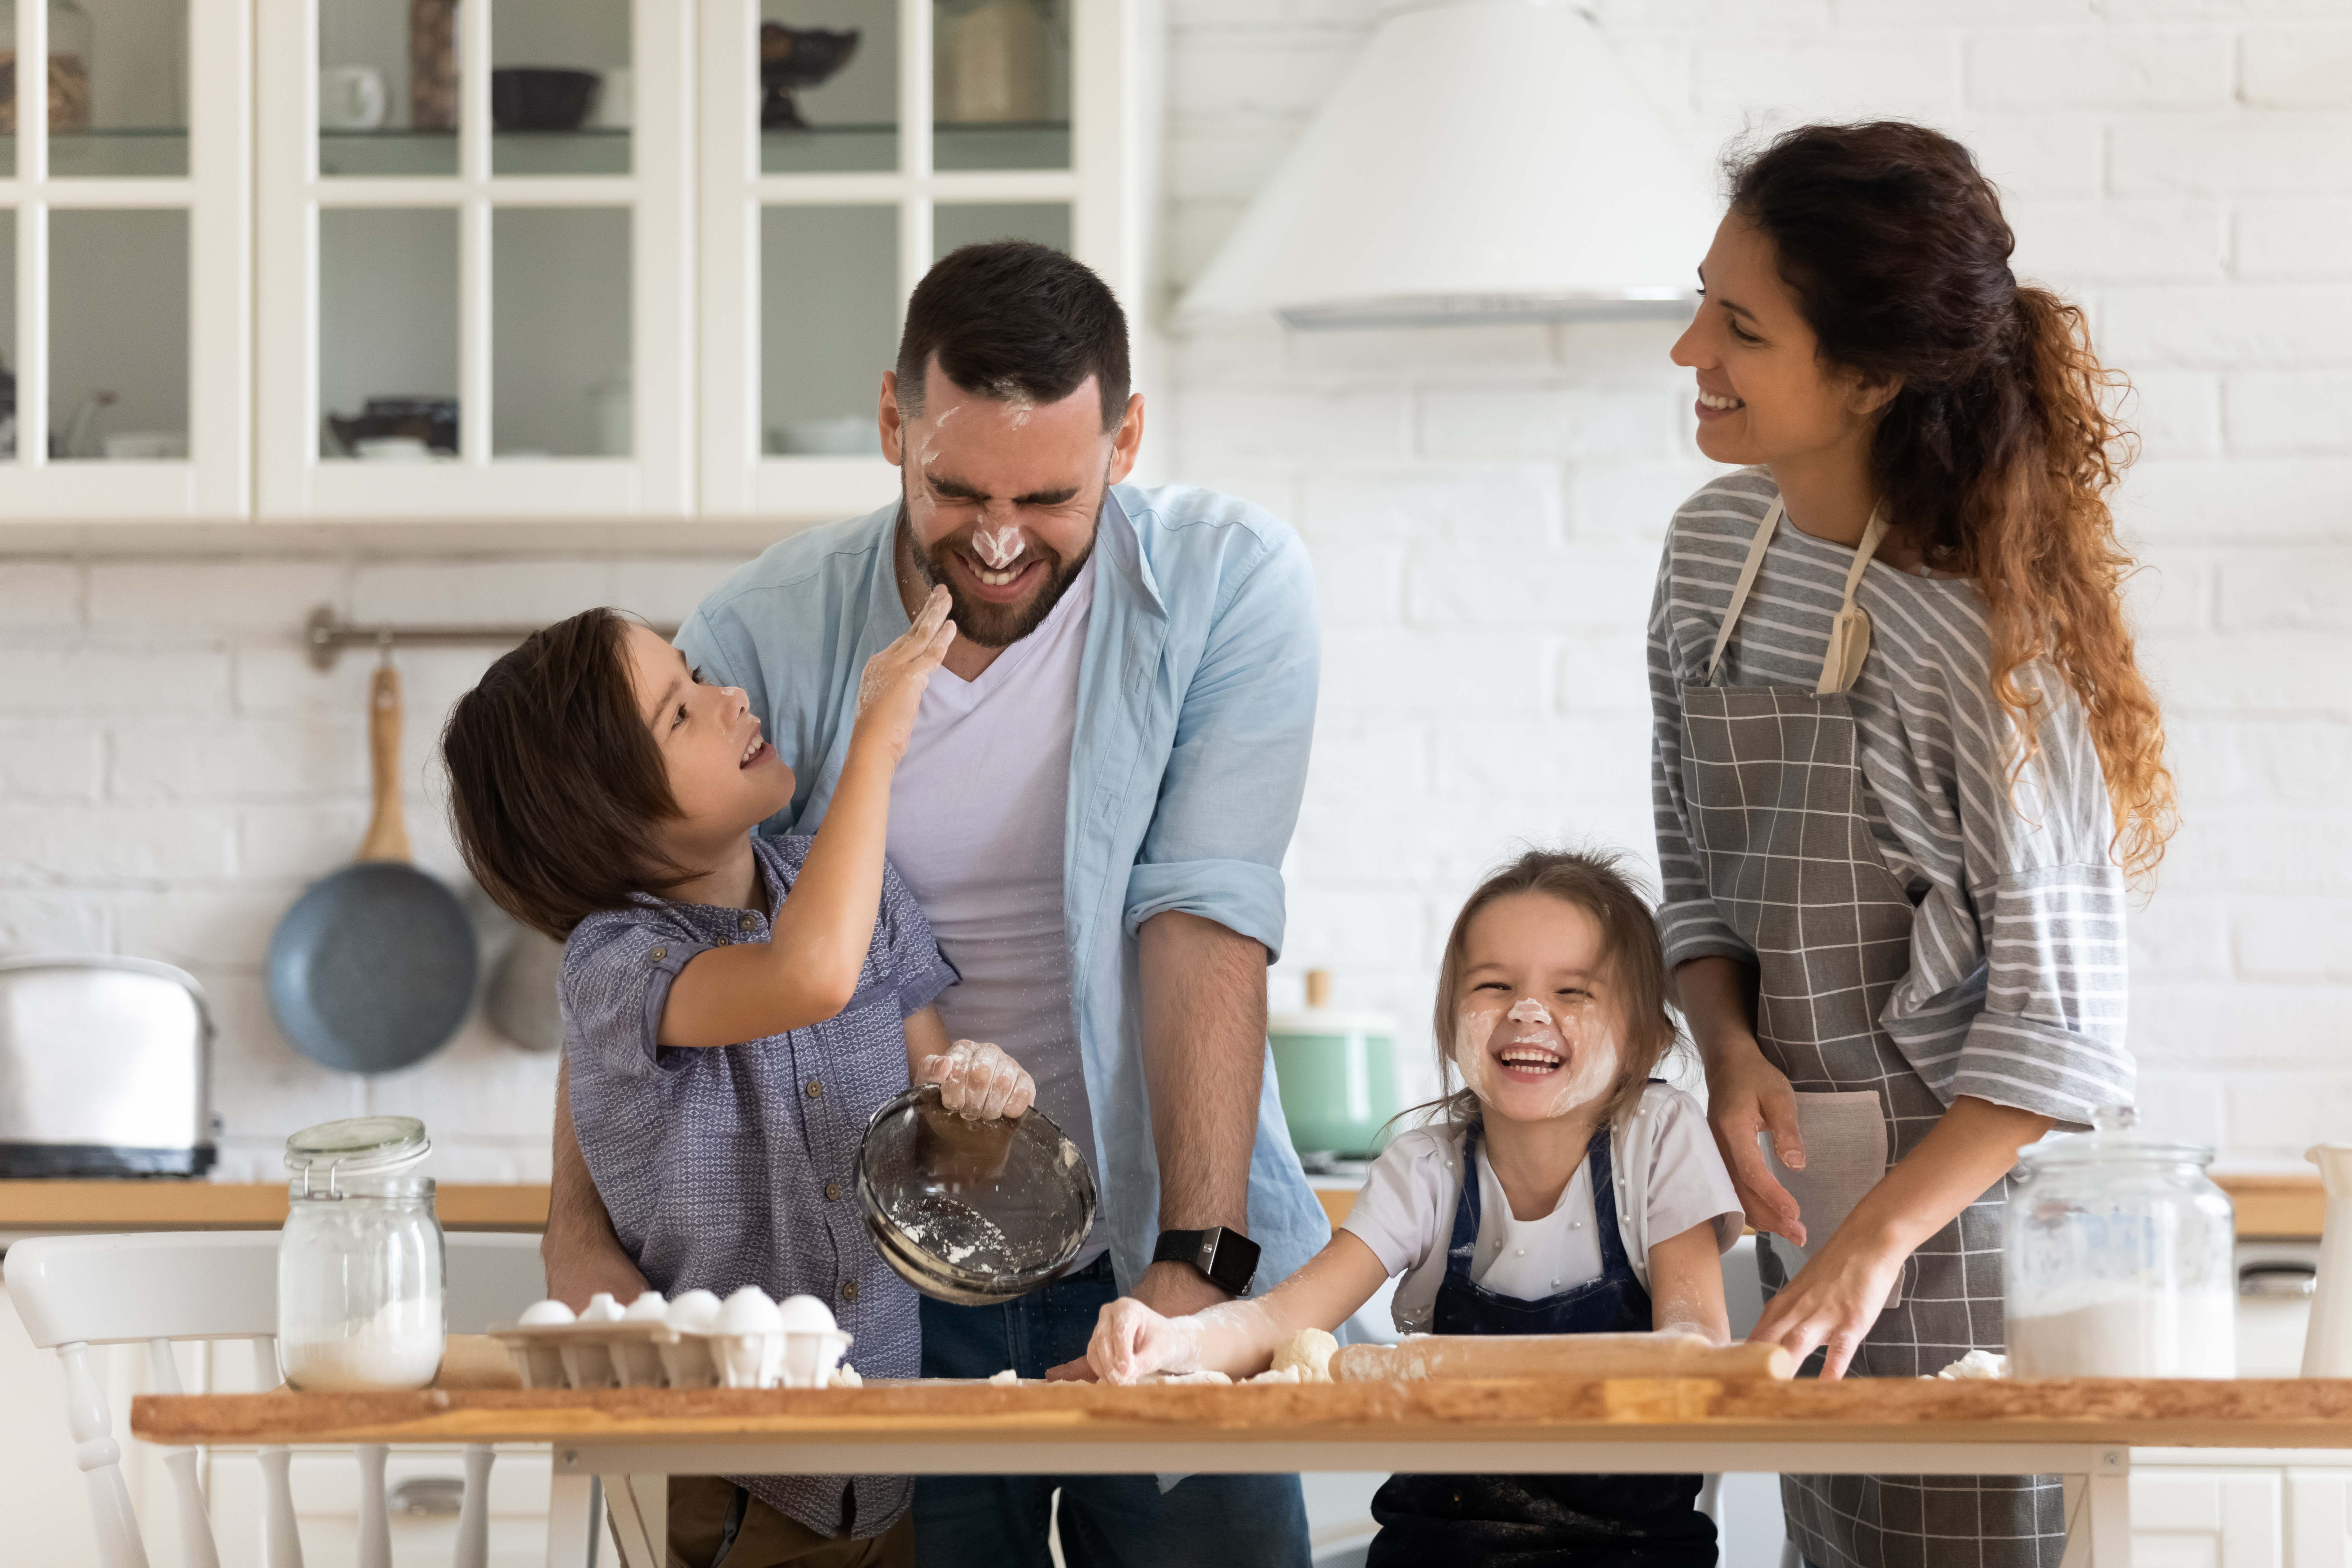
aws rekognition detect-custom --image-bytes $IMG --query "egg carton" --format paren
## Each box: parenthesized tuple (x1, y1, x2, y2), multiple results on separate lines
(490, 1320, 853, 1391)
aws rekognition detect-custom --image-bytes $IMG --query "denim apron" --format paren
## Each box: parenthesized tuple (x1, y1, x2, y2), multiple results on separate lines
(1366, 1123, 1717, 1568)
(1678, 500, 2061, 1567)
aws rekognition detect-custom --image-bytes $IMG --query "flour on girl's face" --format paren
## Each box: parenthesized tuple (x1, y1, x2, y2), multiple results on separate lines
(1456, 996, 1622, 1121)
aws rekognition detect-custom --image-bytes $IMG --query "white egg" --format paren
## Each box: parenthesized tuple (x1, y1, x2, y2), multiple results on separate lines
(665, 1289, 723, 1333)
(623, 1290, 669, 1321)
(518, 1299, 576, 1326)
(717, 1285, 783, 1335)
(775, 1294, 837, 1335)
(577, 1292, 626, 1323)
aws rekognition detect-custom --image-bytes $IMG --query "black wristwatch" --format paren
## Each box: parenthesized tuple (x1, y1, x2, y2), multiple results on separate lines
(1152, 1226, 1261, 1298)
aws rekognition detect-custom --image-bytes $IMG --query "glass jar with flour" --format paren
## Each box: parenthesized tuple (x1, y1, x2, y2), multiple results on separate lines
(2004, 1105, 2235, 1378)
(278, 1115, 446, 1391)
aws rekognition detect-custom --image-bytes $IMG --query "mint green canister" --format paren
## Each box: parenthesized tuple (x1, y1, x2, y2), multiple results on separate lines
(1268, 971, 1401, 1163)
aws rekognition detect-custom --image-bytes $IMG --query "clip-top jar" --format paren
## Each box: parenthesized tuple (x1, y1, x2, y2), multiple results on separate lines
(278, 1115, 445, 1391)
(2003, 1105, 2235, 1378)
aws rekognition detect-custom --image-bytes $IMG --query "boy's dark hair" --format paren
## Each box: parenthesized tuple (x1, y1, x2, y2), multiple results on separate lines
(441, 608, 688, 940)
(894, 240, 1130, 433)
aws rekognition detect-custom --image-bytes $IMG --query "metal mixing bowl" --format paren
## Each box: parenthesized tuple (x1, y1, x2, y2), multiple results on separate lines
(855, 1084, 1098, 1306)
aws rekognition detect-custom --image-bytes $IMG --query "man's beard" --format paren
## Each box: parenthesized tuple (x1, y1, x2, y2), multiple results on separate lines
(896, 491, 1099, 650)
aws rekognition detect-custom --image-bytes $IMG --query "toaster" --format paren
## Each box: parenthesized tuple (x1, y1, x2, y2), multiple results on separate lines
(0, 955, 217, 1177)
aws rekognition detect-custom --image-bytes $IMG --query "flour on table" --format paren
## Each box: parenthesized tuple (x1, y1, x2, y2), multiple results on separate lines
(989, 1368, 1021, 1385)
(1932, 1350, 2008, 1381)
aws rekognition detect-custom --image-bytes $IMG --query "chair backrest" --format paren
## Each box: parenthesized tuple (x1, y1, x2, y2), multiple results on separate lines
(6, 1230, 552, 1568)
(6, 1230, 547, 1348)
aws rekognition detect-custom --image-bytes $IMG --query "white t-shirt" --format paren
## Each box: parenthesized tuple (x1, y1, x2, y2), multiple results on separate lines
(886, 556, 1106, 1268)
(1339, 1083, 1743, 1335)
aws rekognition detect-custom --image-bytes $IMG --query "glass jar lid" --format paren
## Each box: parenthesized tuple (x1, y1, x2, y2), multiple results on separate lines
(2017, 1104, 2213, 1171)
(285, 1115, 431, 1194)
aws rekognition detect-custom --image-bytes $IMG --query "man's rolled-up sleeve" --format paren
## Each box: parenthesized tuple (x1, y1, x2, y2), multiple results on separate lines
(1120, 525, 1319, 959)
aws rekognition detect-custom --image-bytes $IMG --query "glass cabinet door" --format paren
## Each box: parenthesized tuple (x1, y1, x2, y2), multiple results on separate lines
(702, 0, 1126, 523)
(0, 0, 245, 518)
(258, 0, 687, 518)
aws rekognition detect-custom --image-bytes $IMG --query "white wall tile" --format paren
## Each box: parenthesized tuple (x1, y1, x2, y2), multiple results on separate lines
(0, 563, 81, 629)
(2223, 370, 2352, 454)
(1967, 28, 2235, 110)
(2238, 26, 2352, 107)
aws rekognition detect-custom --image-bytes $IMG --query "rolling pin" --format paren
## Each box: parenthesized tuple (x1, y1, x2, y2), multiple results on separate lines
(1331, 1334, 1795, 1383)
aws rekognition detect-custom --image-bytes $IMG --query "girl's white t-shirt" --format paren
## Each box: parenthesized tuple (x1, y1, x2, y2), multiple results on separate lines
(1339, 1083, 1744, 1335)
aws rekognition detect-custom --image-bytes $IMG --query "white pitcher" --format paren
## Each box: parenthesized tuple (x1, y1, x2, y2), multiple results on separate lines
(2302, 1145, 2352, 1375)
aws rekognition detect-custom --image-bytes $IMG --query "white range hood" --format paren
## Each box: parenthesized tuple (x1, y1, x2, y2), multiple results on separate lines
(1178, 0, 1720, 331)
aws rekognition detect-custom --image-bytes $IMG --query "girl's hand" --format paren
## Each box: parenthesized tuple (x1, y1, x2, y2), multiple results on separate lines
(853, 585, 956, 759)
(1088, 1297, 1200, 1386)
(1704, 1038, 1808, 1245)
(920, 1040, 1036, 1121)
(1747, 1225, 1906, 1380)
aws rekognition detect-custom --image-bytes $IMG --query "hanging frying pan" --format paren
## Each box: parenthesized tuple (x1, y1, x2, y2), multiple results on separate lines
(267, 663, 477, 1073)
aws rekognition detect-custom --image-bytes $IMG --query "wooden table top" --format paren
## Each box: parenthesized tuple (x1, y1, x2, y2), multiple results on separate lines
(134, 1377, 2352, 1454)
(0, 1182, 550, 1232)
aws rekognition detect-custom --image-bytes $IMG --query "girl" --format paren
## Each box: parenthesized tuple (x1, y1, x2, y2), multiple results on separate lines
(1089, 849, 1744, 1568)
(1652, 122, 2177, 1568)
(441, 587, 1034, 1568)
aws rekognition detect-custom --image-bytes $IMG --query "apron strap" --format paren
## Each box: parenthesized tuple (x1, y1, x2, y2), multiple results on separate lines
(1701, 497, 1894, 695)
(1702, 500, 1783, 684)
(1815, 507, 1893, 696)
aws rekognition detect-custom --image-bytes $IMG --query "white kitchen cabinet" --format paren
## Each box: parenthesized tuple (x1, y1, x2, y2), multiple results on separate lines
(696, 0, 1152, 520)
(1, 0, 1149, 527)
(2131, 1450, 2352, 1568)
(0, 0, 251, 519)
(255, 0, 695, 519)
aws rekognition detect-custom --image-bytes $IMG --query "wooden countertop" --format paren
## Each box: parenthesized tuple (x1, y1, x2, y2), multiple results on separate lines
(0, 1182, 549, 1232)
(4, 1174, 2321, 1241)
(134, 1375, 2352, 1453)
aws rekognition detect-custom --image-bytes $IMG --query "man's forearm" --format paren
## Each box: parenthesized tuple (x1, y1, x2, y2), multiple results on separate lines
(544, 1057, 647, 1308)
(1137, 910, 1265, 1233)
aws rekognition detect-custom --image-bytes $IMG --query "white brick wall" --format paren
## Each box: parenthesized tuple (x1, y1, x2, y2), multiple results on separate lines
(0, 0, 2342, 1182)
(0, 552, 747, 1179)
(1165, 0, 2352, 1166)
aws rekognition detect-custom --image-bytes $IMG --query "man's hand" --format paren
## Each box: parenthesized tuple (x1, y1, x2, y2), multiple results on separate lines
(919, 1038, 1036, 1121)
(1048, 1261, 1230, 1381)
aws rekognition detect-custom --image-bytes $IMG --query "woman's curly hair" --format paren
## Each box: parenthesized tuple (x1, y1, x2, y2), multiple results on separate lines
(1730, 121, 2178, 882)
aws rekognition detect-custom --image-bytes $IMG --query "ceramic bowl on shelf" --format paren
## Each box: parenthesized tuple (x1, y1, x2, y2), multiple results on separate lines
(490, 68, 600, 133)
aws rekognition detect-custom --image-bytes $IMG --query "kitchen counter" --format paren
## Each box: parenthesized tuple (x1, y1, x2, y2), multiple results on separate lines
(0, 1181, 549, 1233)
(1314, 1173, 2323, 1238)
(131, 1372, 2352, 1453)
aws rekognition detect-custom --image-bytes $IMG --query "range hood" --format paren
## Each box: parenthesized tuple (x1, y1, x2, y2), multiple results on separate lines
(1177, 0, 1719, 331)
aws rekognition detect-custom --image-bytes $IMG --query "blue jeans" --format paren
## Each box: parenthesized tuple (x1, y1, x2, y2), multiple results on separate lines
(912, 1256, 1311, 1568)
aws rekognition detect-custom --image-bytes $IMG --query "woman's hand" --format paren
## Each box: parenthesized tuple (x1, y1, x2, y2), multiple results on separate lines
(1703, 1037, 1808, 1245)
(920, 1039, 1035, 1121)
(853, 584, 956, 759)
(1746, 1223, 1907, 1380)
(1088, 1297, 1200, 1386)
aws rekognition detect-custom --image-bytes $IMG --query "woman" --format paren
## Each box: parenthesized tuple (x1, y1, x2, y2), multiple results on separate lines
(1649, 121, 2176, 1568)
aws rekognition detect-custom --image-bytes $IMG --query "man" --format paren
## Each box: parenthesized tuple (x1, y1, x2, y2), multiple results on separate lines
(544, 240, 1326, 1566)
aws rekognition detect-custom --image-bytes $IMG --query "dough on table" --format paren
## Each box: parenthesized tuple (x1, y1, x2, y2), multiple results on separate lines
(1147, 1368, 1232, 1385)
(1932, 1350, 2007, 1381)
(988, 1368, 1021, 1385)
(1269, 1327, 1338, 1384)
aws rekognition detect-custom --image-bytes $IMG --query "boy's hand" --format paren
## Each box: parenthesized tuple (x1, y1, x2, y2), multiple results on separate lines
(1088, 1297, 1200, 1386)
(920, 1039, 1035, 1121)
(854, 584, 956, 760)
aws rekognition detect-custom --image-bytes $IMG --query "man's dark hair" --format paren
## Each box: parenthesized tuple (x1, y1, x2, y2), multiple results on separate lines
(895, 240, 1130, 433)
(441, 609, 689, 940)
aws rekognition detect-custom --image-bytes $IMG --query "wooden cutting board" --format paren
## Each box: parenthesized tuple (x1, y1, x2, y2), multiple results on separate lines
(1333, 1334, 1795, 1382)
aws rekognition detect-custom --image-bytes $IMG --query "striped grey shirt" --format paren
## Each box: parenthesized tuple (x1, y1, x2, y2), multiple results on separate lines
(1648, 468, 2133, 1127)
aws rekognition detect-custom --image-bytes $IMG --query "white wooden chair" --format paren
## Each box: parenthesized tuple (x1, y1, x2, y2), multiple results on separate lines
(5, 1230, 552, 1568)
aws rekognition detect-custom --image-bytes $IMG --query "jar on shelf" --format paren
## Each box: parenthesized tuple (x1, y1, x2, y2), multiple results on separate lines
(0, 0, 95, 133)
(2003, 1105, 2236, 1379)
(278, 1115, 445, 1392)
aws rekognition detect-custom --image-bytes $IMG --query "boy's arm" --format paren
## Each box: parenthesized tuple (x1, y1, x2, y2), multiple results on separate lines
(1090, 1231, 1389, 1384)
(542, 1057, 651, 1310)
(658, 589, 955, 1048)
(1646, 1220, 1733, 1344)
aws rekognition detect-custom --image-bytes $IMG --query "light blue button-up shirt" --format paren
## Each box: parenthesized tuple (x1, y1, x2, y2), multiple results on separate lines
(674, 483, 1330, 1295)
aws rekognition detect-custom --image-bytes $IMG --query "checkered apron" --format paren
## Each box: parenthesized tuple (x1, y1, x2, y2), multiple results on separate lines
(1677, 503, 2064, 1568)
